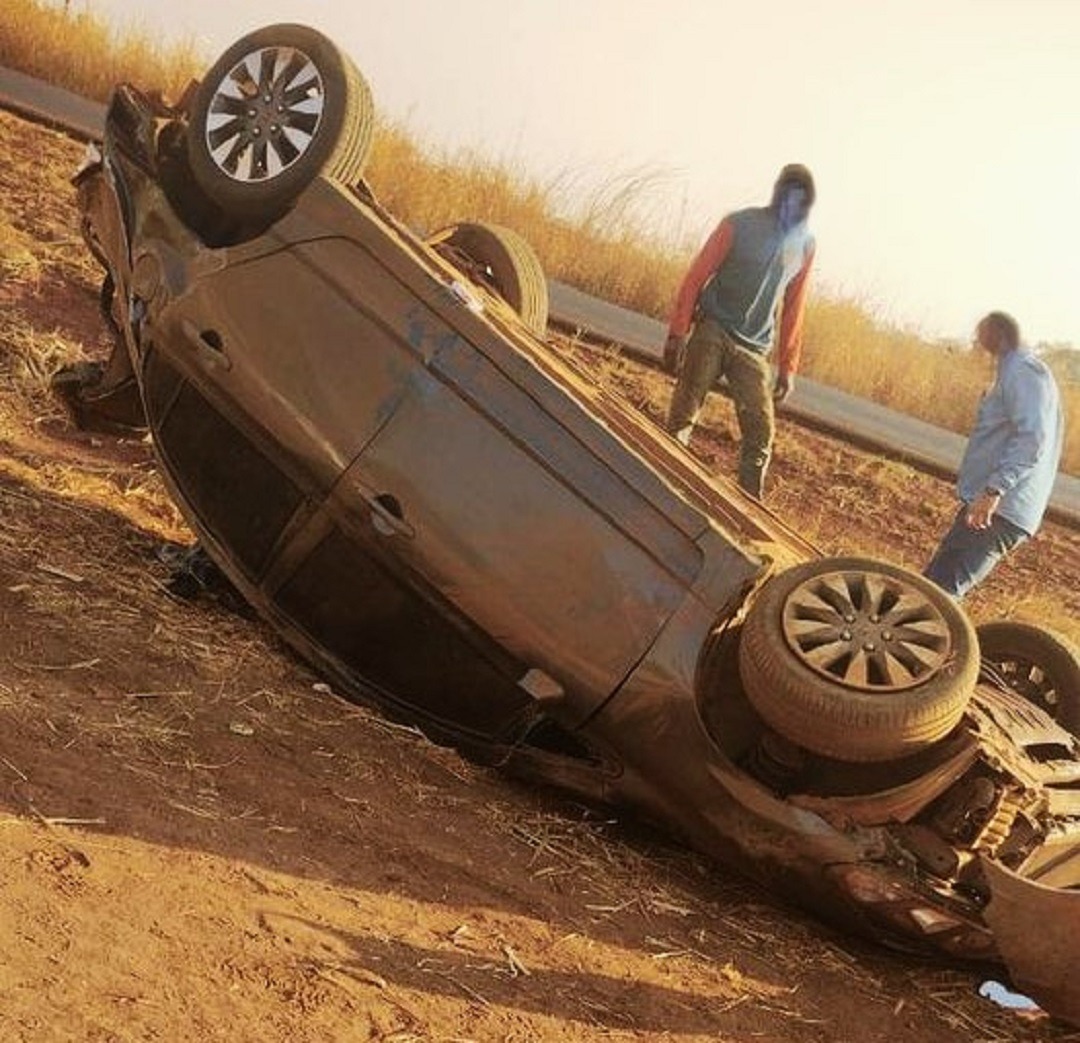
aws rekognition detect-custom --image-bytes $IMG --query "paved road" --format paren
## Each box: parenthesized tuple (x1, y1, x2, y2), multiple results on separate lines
(0, 66, 107, 141)
(3, 64, 1077, 525)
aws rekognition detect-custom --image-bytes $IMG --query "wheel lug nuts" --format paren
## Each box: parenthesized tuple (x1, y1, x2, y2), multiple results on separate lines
(844, 614, 856, 624)
(882, 630, 893, 641)
(841, 630, 852, 641)
(870, 614, 880, 623)
(863, 641, 876, 652)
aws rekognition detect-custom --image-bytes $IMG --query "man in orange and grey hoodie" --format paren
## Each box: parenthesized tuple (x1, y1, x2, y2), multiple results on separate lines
(663, 164, 816, 499)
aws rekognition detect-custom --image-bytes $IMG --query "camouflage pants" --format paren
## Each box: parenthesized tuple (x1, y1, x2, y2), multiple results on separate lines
(665, 319, 775, 497)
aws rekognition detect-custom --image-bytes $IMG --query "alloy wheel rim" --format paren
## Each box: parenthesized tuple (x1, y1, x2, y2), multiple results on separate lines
(204, 45, 325, 182)
(781, 570, 953, 691)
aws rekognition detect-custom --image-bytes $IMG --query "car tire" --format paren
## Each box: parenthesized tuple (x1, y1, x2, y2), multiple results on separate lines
(428, 221, 549, 336)
(186, 23, 373, 220)
(738, 557, 978, 762)
(976, 621, 1080, 736)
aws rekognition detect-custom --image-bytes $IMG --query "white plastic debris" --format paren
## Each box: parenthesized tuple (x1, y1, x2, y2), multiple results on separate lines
(978, 980, 1041, 1014)
(448, 279, 484, 313)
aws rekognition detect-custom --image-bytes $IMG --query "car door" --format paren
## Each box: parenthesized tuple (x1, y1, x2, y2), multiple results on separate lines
(337, 300, 705, 725)
(141, 232, 438, 575)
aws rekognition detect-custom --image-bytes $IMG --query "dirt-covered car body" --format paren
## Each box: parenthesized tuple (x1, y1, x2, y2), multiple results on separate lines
(68, 26, 1080, 1025)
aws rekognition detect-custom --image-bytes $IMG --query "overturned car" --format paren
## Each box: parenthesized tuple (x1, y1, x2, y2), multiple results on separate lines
(57, 23, 1080, 1025)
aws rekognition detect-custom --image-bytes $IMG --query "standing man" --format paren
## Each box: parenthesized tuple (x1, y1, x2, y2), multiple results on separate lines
(924, 311, 1063, 598)
(663, 163, 816, 498)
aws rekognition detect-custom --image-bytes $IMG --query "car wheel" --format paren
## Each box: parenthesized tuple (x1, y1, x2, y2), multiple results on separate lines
(428, 222, 549, 336)
(186, 23, 373, 220)
(738, 557, 978, 763)
(976, 621, 1080, 736)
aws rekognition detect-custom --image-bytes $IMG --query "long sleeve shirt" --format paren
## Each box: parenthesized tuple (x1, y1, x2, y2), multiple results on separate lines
(668, 207, 815, 376)
(957, 347, 1064, 534)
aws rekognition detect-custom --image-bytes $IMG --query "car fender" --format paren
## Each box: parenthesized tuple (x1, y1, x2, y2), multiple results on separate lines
(981, 856, 1080, 1027)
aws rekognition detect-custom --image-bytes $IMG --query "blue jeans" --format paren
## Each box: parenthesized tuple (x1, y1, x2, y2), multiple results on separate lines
(923, 506, 1028, 599)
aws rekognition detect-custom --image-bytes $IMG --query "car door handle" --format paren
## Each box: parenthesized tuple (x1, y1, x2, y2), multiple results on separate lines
(361, 491, 415, 540)
(182, 320, 232, 371)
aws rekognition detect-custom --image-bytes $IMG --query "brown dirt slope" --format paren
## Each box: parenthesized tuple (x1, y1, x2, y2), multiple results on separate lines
(1, 108, 1078, 1042)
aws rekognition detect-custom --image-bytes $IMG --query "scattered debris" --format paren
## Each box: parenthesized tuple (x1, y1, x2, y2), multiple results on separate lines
(978, 979, 1043, 1016)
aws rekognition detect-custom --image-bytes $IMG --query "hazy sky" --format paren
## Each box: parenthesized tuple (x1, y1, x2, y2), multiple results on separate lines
(76, 0, 1080, 346)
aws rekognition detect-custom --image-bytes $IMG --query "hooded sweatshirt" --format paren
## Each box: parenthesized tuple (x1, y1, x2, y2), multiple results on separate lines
(669, 206, 815, 376)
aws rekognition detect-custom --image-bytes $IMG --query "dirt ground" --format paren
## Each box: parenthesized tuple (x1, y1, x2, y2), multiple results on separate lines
(1, 108, 1078, 1043)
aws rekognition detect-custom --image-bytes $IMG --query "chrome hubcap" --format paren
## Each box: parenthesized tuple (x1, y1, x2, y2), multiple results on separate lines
(204, 45, 325, 182)
(781, 570, 952, 691)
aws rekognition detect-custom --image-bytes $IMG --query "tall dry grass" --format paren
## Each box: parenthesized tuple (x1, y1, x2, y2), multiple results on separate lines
(2, 0, 1076, 473)
(0, 0, 201, 102)
(367, 128, 688, 319)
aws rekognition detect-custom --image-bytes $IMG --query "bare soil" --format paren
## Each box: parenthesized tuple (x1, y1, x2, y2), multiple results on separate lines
(1, 108, 1078, 1043)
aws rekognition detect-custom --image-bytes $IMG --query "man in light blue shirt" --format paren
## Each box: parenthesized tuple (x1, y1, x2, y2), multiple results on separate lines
(924, 311, 1064, 598)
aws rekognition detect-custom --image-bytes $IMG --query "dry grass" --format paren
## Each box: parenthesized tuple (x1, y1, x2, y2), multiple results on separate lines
(2, 310, 77, 389)
(0, 0, 202, 103)
(0, 217, 41, 282)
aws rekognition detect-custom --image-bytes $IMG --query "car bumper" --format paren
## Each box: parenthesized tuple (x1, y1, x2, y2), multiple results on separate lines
(982, 857, 1080, 1025)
